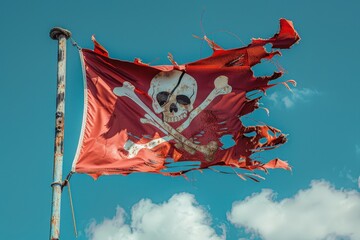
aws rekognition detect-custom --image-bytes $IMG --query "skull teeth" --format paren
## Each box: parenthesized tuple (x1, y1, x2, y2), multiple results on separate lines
(164, 112, 187, 122)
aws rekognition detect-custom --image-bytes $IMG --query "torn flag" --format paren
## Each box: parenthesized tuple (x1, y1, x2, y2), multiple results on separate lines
(72, 18, 300, 179)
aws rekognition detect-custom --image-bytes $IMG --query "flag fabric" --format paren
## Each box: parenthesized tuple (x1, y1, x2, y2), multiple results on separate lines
(72, 18, 300, 179)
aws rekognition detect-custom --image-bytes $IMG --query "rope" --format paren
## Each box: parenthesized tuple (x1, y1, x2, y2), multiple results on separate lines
(62, 172, 78, 238)
(70, 37, 82, 50)
(67, 180, 78, 238)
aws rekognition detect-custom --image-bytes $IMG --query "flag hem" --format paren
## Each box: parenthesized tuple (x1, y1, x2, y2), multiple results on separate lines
(71, 50, 88, 172)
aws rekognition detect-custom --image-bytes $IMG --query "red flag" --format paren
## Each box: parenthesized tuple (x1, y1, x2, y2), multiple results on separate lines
(72, 19, 300, 179)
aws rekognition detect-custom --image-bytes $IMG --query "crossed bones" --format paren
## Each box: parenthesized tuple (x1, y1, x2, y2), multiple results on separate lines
(113, 75, 232, 161)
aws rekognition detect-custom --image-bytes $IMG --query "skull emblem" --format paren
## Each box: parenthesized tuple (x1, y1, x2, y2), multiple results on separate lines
(148, 70, 197, 123)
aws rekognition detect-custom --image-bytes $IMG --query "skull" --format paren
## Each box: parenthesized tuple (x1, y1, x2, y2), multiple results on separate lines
(148, 70, 197, 123)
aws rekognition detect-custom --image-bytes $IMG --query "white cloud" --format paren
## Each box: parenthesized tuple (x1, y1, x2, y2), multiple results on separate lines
(227, 180, 360, 240)
(339, 167, 359, 187)
(356, 144, 360, 155)
(281, 96, 293, 108)
(267, 92, 278, 102)
(86, 193, 225, 240)
(268, 88, 319, 109)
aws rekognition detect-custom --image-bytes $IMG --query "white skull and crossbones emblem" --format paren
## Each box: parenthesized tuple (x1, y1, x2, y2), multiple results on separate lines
(113, 70, 232, 161)
(148, 70, 197, 123)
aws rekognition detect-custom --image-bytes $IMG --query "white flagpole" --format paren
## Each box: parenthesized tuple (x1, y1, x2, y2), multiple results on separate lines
(49, 27, 71, 240)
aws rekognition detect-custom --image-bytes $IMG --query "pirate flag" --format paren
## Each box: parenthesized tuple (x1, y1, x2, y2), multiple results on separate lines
(72, 18, 300, 179)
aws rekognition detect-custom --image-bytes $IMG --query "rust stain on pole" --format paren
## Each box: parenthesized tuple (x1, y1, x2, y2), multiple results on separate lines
(49, 27, 71, 240)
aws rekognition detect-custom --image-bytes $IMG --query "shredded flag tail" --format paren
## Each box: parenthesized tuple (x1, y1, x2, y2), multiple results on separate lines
(72, 18, 300, 180)
(91, 35, 109, 57)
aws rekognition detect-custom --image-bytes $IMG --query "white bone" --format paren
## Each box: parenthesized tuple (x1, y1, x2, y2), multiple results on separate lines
(140, 114, 167, 134)
(177, 75, 231, 132)
(113, 82, 160, 126)
(124, 137, 171, 158)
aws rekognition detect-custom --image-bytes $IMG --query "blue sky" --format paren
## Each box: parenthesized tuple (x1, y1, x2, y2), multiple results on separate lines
(1, 0, 359, 239)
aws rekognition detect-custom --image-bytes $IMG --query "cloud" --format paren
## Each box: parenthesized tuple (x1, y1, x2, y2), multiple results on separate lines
(339, 166, 359, 186)
(356, 144, 360, 155)
(227, 180, 360, 240)
(86, 193, 225, 240)
(268, 88, 319, 109)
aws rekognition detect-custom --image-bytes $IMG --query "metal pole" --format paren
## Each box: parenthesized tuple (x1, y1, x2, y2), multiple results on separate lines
(49, 27, 71, 240)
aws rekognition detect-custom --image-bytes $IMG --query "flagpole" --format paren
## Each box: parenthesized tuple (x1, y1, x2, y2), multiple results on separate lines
(49, 27, 71, 240)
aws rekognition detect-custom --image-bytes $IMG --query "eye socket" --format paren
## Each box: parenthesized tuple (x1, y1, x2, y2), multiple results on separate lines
(156, 91, 170, 106)
(176, 95, 191, 105)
